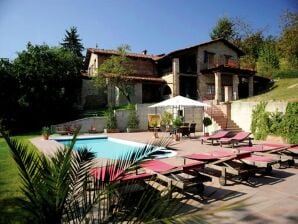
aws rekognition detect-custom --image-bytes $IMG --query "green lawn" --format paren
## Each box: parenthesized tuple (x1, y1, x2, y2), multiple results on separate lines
(242, 78, 298, 102)
(0, 134, 37, 223)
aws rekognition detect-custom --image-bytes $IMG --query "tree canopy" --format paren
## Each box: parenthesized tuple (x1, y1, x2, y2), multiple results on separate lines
(61, 26, 84, 58)
(0, 43, 82, 131)
(210, 16, 236, 41)
(94, 44, 134, 104)
(210, 12, 298, 78)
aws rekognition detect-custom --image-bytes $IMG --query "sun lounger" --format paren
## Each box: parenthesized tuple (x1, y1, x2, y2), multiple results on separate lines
(219, 131, 253, 148)
(140, 160, 211, 193)
(201, 130, 231, 145)
(90, 166, 159, 211)
(183, 149, 277, 186)
(91, 166, 153, 182)
(240, 143, 296, 167)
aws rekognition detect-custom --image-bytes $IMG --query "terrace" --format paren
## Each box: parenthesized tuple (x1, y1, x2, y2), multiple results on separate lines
(30, 131, 298, 223)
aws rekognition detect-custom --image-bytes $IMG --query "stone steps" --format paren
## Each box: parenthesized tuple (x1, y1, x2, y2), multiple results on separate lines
(204, 104, 242, 131)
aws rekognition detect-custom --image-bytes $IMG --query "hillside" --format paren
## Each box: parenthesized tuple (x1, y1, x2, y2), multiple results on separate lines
(242, 78, 298, 102)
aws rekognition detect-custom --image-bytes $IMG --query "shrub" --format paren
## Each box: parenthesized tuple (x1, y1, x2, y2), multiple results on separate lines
(41, 126, 51, 136)
(202, 117, 212, 127)
(251, 102, 270, 140)
(172, 116, 183, 128)
(127, 104, 139, 129)
(280, 102, 298, 143)
(161, 111, 173, 126)
(269, 110, 284, 135)
(104, 106, 117, 129)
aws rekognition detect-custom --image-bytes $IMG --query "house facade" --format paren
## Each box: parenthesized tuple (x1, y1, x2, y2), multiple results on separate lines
(82, 38, 256, 108)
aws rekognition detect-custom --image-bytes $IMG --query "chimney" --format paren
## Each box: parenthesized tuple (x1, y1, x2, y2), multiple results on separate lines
(142, 49, 147, 55)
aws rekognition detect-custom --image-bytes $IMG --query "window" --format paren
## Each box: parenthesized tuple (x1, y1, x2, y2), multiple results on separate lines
(224, 55, 232, 65)
(207, 84, 215, 95)
(203, 51, 215, 65)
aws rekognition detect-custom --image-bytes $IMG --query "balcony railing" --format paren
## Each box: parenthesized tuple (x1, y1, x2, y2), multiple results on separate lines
(200, 57, 240, 70)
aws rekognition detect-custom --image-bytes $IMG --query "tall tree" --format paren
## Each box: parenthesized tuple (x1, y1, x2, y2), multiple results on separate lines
(257, 39, 280, 77)
(12, 43, 81, 130)
(210, 16, 235, 41)
(239, 31, 265, 70)
(0, 59, 19, 128)
(61, 26, 84, 58)
(94, 44, 134, 104)
(278, 11, 298, 70)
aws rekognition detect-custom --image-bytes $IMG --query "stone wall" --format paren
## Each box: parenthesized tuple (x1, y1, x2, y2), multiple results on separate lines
(81, 79, 106, 109)
(52, 103, 205, 133)
(230, 101, 288, 132)
(51, 117, 106, 133)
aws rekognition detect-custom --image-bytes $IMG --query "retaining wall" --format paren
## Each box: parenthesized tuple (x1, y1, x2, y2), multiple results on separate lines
(52, 103, 205, 133)
(230, 101, 288, 132)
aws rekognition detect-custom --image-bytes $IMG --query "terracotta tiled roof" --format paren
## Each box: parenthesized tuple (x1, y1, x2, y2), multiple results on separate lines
(165, 38, 244, 57)
(87, 48, 164, 60)
(104, 73, 166, 83)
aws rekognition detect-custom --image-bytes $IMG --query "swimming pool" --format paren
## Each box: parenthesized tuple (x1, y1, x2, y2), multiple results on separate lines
(52, 135, 176, 160)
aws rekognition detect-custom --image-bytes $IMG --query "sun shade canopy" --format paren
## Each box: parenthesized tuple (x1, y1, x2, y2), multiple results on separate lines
(148, 95, 210, 108)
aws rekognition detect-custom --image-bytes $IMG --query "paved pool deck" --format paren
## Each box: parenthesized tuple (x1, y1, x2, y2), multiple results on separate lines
(31, 131, 298, 224)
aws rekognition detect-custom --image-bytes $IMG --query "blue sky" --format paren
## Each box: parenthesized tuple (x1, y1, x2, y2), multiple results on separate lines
(0, 0, 296, 59)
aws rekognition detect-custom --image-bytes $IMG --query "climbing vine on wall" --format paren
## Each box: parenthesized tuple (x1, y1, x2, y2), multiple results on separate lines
(251, 101, 298, 143)
(251, 102, 270, 140)
(280, 102, 298, 144)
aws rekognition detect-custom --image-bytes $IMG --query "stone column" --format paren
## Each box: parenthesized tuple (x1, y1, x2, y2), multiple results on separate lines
(232, 75, 239, 100)
(224, 86, 232, 102)
(248, 76, 254, 97)
(214, 72, 222, 103)
(173, 58, 180, 96)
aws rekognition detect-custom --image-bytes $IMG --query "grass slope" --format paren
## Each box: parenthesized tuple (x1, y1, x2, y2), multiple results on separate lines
(0, 134, 37, 223)
(243, 78, 298, 102)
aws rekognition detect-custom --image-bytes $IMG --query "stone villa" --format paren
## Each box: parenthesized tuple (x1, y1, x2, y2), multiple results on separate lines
(82, 38, 262, 109)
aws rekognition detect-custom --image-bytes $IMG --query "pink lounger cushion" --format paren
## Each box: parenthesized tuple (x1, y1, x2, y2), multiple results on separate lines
(242, 155, 274, 162)
(91, 166, 153, 181)
(219, 132, 251, 143)
(121, 172, 153, 181)
(141, 160, 205, 172)
(185, 150, 235, 161)
(91, 166, 124, 181)
(141, 160, 176, 172)
(240, 146, 275, 152)
(202, 131, 230, 140)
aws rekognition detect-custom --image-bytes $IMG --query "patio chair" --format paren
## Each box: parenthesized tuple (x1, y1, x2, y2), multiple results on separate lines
(178, 125, 190, 137)
(140, 160, 211, 193)
(201, 130, 231, 145)
(219, 131, 253, 148)
(189, 123, 196, 137)
(183, 149, 277, 186)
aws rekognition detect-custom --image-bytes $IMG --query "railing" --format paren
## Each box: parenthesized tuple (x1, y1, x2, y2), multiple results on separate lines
(200, 56, 240, 70)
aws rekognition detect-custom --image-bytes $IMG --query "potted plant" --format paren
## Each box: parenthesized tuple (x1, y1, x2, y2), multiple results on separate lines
(42, 126, 51, 140)
(172, 116, 183, 141)
(153, 121, 159, 138)
(126, 104, 140, 133)
(104, 107, 119, 133)
(203, 117, 212, 137)
(161, 111, 173, 132)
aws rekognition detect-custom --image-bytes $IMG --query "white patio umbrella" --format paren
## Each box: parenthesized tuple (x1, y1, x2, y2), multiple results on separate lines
(148, 95, 210, 122)
(149, 95, 210, 108)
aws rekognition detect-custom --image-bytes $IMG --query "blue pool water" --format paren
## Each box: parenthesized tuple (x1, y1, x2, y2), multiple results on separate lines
(54, 136, 175, 159)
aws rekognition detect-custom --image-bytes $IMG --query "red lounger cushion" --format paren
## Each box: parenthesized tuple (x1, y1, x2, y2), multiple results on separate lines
(91, 166, 124, 181)
(141, 160, 176, 172)
(242, 155, 274, 162)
